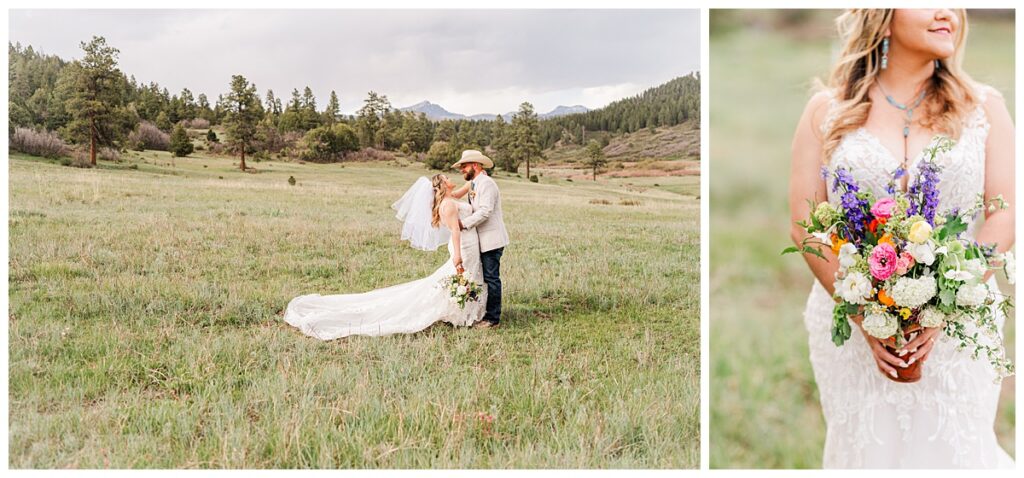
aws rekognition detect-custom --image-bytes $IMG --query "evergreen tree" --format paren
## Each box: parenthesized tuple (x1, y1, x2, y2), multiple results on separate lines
(179, 87, 195, 120)
(58, 36, 128, 166)
(506, 102, 542, 176)
(323, 90, 341, 126)
(300, 86, 320, 130)
(155, 111, 171, 131)
(584, 140, 606, 181)
(223, 74, 262, 171)
(355, 91, 391, 149)
(169, 123, 194, 157)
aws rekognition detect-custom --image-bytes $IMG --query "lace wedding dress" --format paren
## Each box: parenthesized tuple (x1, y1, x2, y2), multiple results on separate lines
(284, 200, 486, 339)
(804, 85, 1014, 468)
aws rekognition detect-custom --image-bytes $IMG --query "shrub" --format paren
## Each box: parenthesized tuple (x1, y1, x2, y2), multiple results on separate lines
(529, 175, 539, 183)
(206, 129, 219, 143)
(296, 124, 360, 162)
(69, 149, 95, 168)
(99, 147, 120, 162)
(424, 141, 458, 170)
(128, 121, 170, 151)
(169, 124, 194, 157)
(10, 127, 68, 158)
(346, 147, 394, 162)
(185, 118, 210, 129)
(288, 176, 296, 186)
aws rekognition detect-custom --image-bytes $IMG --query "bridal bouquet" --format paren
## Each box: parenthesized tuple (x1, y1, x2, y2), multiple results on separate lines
(785, 137, 1015, 381)
(441, 273, 484, 309)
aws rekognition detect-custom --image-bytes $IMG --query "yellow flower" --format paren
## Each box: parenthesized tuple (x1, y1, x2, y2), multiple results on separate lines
(899, 308, 912, 320)
(877, 233, 894, 246)
(908, 220, 933, 244)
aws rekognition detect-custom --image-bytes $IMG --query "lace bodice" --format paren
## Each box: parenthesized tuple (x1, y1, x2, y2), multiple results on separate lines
(822, 86, 992, 236)
(804, 84, 1012, 468)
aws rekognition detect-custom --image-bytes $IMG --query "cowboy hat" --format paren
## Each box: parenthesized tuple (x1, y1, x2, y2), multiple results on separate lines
(451, 149, 494, 169)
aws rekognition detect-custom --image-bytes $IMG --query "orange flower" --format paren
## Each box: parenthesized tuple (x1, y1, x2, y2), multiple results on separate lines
(878, 233, 894, 246)
(831, 235, 848, 255)
(868, 219, 879, 234)
(878, 289, 895, 307)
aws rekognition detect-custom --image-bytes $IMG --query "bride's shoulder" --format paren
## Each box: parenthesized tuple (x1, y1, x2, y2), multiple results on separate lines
(797, 88, 838, 137)
(969, 81, 1006, 110)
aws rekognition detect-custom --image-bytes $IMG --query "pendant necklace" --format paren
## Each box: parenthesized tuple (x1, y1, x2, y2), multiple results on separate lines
(876, 80, 927, 171)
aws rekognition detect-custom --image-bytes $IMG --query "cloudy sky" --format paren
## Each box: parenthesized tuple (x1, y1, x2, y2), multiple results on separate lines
(9, 9, 698, 115)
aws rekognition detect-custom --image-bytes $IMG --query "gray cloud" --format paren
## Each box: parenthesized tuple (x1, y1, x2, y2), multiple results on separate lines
(10, 9, 699, 115)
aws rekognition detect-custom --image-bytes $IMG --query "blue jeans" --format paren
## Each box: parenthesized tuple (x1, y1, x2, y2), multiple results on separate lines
(480, 247, 504, 324)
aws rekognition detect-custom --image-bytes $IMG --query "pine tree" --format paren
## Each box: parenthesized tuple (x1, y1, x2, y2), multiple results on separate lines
(324, 90, 340, 126)
(355, 91, 391, 148)
(58, 36, 127, 166)
(223, 74, 262, 171)
(169, 123, 193, 157)
(584, 140, 606, 181)
(506, 102, 541, 177)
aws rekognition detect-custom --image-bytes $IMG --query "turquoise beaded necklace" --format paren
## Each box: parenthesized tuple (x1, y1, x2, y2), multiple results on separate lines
(876, 80, 927, 167)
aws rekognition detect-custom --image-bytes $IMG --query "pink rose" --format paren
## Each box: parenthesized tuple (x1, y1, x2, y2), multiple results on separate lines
(895, 252, 915, 276)
(869, 243, 898, 281)
(871, 197, 897, 219)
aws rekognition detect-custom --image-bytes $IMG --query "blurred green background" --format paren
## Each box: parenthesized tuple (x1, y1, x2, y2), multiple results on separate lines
(710, 9, 1015, 468)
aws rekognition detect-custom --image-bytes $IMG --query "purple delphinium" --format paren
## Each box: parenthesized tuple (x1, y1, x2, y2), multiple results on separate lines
(907, 161, 941, 225)
(885, 166, 906, 195)
(831, 167, 870, 240)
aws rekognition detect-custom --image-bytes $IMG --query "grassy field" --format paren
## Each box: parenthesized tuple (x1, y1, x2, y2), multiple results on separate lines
(709, 11, 1015, 468)
(8, 144, 699, 468)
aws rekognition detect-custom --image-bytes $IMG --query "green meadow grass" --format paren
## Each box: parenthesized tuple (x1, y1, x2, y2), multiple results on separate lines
(8, 147, 699, 468)
(710, 13, 1015, 468)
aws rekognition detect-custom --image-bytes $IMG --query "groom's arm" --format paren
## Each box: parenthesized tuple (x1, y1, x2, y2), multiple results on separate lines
(460, 179, 496, 230)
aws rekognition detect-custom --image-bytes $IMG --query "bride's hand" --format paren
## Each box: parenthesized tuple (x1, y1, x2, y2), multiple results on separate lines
(849, 313, 908, 379)
(454, 255, 464, 274)
(897, 326, 942, 367)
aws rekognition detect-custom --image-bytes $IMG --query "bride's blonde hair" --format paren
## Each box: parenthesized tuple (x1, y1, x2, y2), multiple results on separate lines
(818, 9, 977, 161)
(430, 174, 447, 228)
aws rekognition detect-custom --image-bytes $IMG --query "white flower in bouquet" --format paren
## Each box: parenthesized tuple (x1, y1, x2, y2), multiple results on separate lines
(889, 275, 937, 309)
(945, 258, 985, 283)
(456, 285, 468, 296)
(863, 309, 899, 339)
(837, 243, 858, 271)
(835, 271, 872, 304)
(919, 306, 946, 328)
(955, 283, 989, 308)
(907, 241, 938, 266)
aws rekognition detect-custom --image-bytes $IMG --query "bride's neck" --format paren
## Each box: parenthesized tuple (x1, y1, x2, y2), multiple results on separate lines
(877, 49, 936, 100)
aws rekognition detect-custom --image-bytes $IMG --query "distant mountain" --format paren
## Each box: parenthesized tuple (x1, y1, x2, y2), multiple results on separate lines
(539, 105, 589, 119)
(399, 101, 589, 122)
(399, 101, 466, 120)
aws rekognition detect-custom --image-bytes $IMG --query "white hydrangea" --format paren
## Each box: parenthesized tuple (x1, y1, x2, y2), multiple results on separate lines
(835, 271, 872, 304)
(862, 309, 899, 339)
(919, 306, 946, 328)
(955, 283, 989, 308)
(889, 275, 937, 309)
(456, 285, 468, 296)
(837, 243, 858, 272)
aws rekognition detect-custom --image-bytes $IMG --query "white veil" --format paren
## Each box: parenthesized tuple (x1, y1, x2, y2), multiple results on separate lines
(391, 176, 451, 251)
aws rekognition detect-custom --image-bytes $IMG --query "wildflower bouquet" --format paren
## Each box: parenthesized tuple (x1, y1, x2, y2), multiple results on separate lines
(785, 137, 1015, 381)
(440, 273, 484, 309)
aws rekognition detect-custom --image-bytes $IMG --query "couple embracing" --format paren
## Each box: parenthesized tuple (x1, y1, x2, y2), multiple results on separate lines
(283, 150, 509, 339)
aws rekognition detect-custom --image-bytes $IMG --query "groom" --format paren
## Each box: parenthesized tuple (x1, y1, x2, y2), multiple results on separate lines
(452, 150, 510, 329)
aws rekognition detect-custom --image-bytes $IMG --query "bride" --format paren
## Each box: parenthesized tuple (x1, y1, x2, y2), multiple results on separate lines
(283, 174, 486, 338)
(789, 9, 1014, 468)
